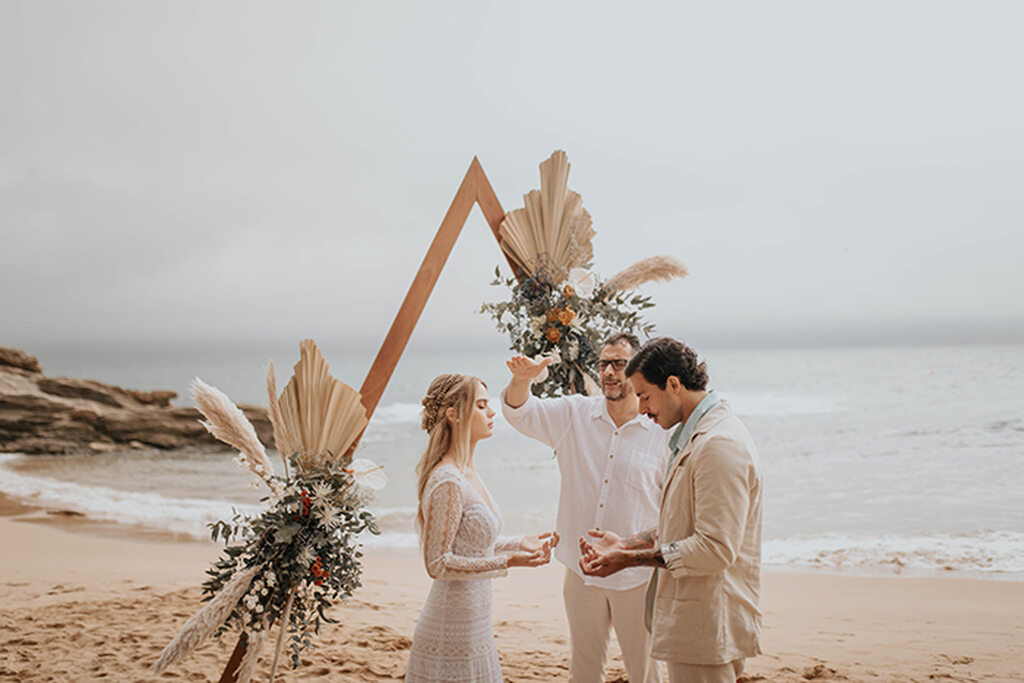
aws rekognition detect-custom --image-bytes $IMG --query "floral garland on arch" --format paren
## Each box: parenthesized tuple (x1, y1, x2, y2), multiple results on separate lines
(481, 265, 660, 397)
(481, 150, 688, 398)
(153, 340, 386, 683)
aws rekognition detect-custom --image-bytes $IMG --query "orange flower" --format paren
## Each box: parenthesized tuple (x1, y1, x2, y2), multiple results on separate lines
(546, 327, 562, 343)
(563, 285, 575, 298)
(546, 308, 562, 323)
(558, 308, 576, 325)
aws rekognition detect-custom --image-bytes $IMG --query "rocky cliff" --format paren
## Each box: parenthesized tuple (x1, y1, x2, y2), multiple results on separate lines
(0, 347, 272, 454)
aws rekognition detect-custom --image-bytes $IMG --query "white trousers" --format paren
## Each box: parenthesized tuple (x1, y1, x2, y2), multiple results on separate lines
(665, 658, 743, 683)
(563, 568, 660, 683)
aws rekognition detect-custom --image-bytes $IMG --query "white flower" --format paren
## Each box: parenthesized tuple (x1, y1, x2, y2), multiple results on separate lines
(255, 604, 263, 613)
(531, 349, 562, 383)
(530, 315, 546, 334)
(348, 458, 387, 491)
(567, 337, 579, 361)
(296, 544, 317, 567)
(316, 504, 343, 530)
(310, 480, 333, 506)
(568, 267, 596, 298)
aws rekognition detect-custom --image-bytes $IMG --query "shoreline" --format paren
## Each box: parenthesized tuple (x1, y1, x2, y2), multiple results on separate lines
(1, 494, 1022, 681)
(3, 488, 1020, 584)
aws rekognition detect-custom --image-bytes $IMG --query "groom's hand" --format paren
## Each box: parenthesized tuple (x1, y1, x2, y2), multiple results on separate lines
(578, 529, 630, 578)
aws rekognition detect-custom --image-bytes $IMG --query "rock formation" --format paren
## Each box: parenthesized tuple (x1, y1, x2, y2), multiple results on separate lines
(0, 346, 272, 455)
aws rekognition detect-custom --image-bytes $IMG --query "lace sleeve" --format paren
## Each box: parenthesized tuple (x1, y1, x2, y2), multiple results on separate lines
(494, 535, 523, 553)
(423, 480, 509, 580)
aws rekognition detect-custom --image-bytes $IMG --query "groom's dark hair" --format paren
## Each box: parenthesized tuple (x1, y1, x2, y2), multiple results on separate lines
(625, 337, 708, 391)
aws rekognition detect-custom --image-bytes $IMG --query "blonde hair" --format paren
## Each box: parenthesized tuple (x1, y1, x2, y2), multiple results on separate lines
(414, 374, 481, 534)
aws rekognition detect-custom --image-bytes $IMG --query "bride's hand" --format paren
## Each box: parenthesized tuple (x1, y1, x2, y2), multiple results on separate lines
(508, 531, 558, 568)
(507, 548, 550, 568)
(520, 531, 559, 554)
(506, 355, 553, 381)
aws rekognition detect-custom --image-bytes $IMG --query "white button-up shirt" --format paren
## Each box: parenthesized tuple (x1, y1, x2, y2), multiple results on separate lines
(502, 388, 671, 590)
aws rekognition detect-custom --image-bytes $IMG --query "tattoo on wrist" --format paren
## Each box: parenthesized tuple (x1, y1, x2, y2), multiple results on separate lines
(623, 528, 657, 550)
(632, 548, 665, 567)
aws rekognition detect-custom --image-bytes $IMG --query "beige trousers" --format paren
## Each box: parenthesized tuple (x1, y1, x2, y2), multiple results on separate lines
(563, 568, 660, 683)
(665, 658, 743, 683)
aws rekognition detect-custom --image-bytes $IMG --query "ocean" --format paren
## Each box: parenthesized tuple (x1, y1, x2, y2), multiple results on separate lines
(2, 342, 1022, 579)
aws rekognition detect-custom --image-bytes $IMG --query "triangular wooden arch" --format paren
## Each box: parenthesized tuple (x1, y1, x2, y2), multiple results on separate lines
(218, 157, 517, 682)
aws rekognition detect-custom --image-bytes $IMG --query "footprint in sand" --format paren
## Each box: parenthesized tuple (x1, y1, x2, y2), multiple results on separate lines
(352, 624, 412, 651)
(801, 663, 847, 680)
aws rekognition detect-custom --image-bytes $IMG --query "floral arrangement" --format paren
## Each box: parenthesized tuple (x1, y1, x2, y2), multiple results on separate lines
(154, 340, 386, 683)
(481, 264, 658, 397)
(483, 150, 688, 397)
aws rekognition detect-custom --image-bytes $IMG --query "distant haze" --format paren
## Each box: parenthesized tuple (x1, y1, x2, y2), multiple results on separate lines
(3, 1, 1023, 355)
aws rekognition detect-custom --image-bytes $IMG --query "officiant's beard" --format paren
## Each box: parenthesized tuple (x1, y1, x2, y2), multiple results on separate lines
(602, 381, 629, 401)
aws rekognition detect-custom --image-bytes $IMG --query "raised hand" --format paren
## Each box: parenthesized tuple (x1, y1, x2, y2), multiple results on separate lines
(505, 355, 553, 381)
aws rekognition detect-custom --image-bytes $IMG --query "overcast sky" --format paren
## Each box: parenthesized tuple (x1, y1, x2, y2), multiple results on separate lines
(3, 1, 1023, 356)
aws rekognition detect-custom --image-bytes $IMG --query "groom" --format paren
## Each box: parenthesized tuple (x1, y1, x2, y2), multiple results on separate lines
(502, 333, 668, 683)
(579, 337, 763, 683)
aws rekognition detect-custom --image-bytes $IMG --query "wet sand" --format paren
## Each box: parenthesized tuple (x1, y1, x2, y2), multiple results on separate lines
(1, 494, 1022, 682)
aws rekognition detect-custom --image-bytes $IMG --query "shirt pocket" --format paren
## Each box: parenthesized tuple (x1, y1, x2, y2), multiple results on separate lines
(624, 447, 663, 496)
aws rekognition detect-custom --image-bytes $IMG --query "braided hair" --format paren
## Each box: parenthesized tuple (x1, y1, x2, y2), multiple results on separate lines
(414, 373, 481, 534)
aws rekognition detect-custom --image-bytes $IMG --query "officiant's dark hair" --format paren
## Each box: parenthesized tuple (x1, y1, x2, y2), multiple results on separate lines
(625, 337, 708, 391)
(603, 332, 640, 352)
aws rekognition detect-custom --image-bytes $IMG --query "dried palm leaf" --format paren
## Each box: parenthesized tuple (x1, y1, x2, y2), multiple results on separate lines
(606, 255, 689, 292)
(581, 371, 602, 397)
(499, 150, 595, 284)
(153, 564, 260, 675)
(191, 378, 280, 494)
(276, 339, 368, 471)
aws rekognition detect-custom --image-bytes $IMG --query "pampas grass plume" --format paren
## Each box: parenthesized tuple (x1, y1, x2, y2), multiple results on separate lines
(152, 565, 260, 675)
(191, 377, 281, 494)
(266, 361, 296, 476)
(606, 255, 688, 292)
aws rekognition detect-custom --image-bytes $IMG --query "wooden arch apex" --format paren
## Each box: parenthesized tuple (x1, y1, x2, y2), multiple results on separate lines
(218, 156, 515, 683)
(356, 156, 518, 421)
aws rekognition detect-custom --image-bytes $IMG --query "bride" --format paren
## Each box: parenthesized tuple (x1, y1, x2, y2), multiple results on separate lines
(405, 373, 558, 682)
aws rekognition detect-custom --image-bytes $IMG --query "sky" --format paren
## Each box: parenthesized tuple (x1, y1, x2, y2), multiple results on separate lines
(2, 1, 1023, 357)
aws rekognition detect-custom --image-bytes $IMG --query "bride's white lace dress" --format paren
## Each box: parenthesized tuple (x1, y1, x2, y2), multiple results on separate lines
(405, 464, 521, 682)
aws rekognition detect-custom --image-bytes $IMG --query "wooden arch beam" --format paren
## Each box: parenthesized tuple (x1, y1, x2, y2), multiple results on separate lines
(218, 156, 515, 683)
(357, 156, 516, 419)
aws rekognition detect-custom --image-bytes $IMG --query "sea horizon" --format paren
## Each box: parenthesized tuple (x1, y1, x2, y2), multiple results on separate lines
(2, 340, 1022, 581)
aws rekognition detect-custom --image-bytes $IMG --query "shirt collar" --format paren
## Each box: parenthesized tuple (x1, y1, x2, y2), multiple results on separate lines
(668, 390, 720, 454)
(590, 397, 651, 430)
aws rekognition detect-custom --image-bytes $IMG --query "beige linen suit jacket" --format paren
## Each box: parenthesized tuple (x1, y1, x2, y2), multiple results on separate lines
(647, 401, 763, 665)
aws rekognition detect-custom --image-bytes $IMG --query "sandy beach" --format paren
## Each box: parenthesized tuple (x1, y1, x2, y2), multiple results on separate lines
(1, 494, 1021, 683)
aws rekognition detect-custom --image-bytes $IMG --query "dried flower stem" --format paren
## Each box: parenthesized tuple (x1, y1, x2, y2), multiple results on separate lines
(268, 589, 296, 683)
